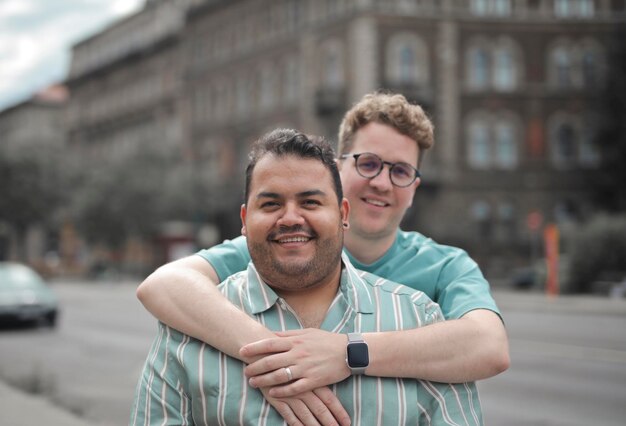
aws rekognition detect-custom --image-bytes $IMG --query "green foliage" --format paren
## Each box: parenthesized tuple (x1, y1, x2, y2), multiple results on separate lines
(0, 145, 67, 232)
(70, 148, 196, 248)
(566, 214, 626, 293)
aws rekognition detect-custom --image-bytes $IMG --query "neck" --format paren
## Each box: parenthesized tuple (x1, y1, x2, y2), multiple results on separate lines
(344, 229, 396, 265)
(274, 263, 342, 328)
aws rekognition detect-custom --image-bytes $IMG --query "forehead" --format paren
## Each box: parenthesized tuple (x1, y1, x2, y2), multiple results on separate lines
(352, 122, 419, 164)
(249, 154, 336, 198)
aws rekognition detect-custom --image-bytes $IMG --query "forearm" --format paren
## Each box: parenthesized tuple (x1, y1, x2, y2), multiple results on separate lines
(136, 257, 275, 361)
(364, 309, 510, 382)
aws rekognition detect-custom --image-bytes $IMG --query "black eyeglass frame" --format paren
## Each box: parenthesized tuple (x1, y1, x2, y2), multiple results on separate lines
(339, 152, 421, 188)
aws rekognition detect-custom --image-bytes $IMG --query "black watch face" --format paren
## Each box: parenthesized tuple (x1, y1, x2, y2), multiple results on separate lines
(347, 342, 369, 368)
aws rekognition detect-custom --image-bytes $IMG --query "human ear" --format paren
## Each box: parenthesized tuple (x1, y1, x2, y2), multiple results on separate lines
(340, 198, 350, 226)
(240, 204, 248, 236)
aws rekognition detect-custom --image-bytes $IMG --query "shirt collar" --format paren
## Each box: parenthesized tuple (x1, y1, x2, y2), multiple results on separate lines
(245, 252, 375, 315)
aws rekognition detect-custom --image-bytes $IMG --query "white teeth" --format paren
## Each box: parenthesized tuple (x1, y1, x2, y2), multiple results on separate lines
(365, 198, 386, 207)
(278, 237, 309, 243)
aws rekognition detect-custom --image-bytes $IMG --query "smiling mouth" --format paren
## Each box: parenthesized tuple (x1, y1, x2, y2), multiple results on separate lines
(277, 236, 311, 244)
(363, 198, 388, 207)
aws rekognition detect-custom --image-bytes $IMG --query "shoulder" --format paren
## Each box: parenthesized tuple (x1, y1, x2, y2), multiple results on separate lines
(397, 229, 479, 270)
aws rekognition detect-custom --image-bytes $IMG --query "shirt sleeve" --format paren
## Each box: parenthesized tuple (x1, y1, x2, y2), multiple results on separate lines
(195, 236, 251, 282)
(436, 250, 500, 320)
(130, 323, 193, 425)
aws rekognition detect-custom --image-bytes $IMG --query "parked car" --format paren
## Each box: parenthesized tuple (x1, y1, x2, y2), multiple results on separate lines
(0, 262, 59, 327)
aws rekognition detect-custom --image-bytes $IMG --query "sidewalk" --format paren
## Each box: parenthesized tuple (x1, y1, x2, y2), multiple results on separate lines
(0, 381, 94, 426)
(492, 288, 626, 316)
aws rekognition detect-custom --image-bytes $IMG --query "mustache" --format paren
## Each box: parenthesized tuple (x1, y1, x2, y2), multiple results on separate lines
(268, 225, 316, 240)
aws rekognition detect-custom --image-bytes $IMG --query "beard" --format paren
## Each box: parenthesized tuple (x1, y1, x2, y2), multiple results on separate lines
(248, 224, 344, 292)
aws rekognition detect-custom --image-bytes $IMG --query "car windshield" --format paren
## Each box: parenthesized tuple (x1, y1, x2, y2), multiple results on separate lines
(0, 265, 44, 288)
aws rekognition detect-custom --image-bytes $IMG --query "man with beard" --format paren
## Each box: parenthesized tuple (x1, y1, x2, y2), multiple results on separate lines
(130, 129, 482, 425)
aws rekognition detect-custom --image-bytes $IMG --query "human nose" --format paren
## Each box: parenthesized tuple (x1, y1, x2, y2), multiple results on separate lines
(276, 202, 305, 227)
(368, 164, 394, 191)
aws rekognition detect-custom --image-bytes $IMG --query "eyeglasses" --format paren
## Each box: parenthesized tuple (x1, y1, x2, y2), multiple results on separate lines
(339, 152, 420, 187)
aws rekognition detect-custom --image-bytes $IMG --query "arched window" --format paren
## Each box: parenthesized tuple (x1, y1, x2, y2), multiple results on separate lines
(386, 33, 430, 86)
(580, 40, 605, 89)
(579, 118, 601, 167)
(320, 40, 344, 89)
(493, 42, 517, 91)
(549, 45, 574, 88)
(468, 118, 491, 169)
(493, 0, 512, 16)
(494, 120, 518, 169)
(467, 45, 490, 90)
(550, 119, 578, 168)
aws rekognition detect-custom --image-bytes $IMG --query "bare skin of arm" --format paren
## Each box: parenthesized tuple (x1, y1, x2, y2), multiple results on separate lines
(242, 309, 510, 398)
(136, 255, 350, 426)
(138, 257, 509, 400)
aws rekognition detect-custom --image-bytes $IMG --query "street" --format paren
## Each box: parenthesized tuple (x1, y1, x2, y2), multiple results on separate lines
(0, 281, 625, 425)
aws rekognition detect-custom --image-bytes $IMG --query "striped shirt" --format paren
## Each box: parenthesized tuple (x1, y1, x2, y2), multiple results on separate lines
(130, 254, 483, 425)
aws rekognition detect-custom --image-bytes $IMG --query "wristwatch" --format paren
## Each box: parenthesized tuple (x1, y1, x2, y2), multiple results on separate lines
(346, 332, 369, 375)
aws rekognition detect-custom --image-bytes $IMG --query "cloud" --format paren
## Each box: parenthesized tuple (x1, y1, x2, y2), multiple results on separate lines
(0, 0, 143, 110)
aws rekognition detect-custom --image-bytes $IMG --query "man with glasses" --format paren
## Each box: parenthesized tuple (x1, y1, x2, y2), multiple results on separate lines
(136, 92, 509, 424)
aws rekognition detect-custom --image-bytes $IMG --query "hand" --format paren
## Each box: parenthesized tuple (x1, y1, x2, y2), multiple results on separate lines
(240, 329, 351, 397)
(260, 386, 351, 426)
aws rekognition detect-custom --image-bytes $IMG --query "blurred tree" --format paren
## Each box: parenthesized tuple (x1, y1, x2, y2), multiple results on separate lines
(70, 147, 196, 249)
(593, 24, 626, 211)
(0, 145, 67, 258)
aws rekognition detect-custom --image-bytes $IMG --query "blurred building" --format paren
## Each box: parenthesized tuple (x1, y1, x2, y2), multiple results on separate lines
(64, 0, 625, 275)
(0, 85, 68, 268)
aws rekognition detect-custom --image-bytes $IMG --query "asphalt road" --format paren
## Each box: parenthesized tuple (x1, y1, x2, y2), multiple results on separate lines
(0, 281, 625, 425)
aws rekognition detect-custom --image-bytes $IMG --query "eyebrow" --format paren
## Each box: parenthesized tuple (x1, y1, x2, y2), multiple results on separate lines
(255, 189, 328, 200)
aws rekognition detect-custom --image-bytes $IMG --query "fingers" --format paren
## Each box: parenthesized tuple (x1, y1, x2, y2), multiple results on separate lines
(313, 388, 351, 426)
(271, 400, 305, 426)
(245, 352, 292, 378)
(240, 337, 293, 358)
(270, 388, 350, 426)
(249, 364, 298, 388)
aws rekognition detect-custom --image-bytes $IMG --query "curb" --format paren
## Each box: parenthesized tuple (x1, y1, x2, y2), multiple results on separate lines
(0, 380, 94, 426)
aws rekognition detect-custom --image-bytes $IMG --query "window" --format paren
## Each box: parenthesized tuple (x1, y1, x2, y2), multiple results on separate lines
(494, 121, 518, 168)
(493, 44, 516, 91)
(549, 45, 574, 88)
(386, 33, 430, 86)
(555, 0, 595, 17)
(319, 40, 344, 89)
(466, 37, 522, 91)
(468, 119, 491, 168)
(470, 0, 511, 15)
(550, 121, 577, 168)
(466, 111, 520, 169)
(467, 46, 490, 90)
(580, 40, 605, 89)
(579, 124, 601, 167)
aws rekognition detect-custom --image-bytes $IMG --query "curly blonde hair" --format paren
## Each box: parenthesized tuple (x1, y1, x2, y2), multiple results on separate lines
(338, 92, 434, 167)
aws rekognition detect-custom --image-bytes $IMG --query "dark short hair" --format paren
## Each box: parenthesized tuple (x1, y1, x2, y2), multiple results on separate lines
(244, 128, 343, 204)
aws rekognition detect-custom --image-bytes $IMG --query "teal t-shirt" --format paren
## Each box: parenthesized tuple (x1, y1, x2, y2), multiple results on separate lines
(197, 229, 499, 320)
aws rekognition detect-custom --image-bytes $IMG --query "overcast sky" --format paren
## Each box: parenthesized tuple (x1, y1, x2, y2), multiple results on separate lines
(0, 0, 144, 111)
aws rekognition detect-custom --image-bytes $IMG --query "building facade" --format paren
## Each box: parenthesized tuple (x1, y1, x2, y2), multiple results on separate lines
(62, 0, 625, 276)
(0, 85, 68, 267)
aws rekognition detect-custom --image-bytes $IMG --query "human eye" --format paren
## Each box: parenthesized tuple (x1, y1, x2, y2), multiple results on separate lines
(260, 200, 280, 209)
(302, 199, 322, 208)
(357, 156, 381, 173)
(392, 163, 414, 178)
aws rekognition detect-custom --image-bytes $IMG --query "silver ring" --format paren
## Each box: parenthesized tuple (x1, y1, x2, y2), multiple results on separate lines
(284, 367, 293, 381)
